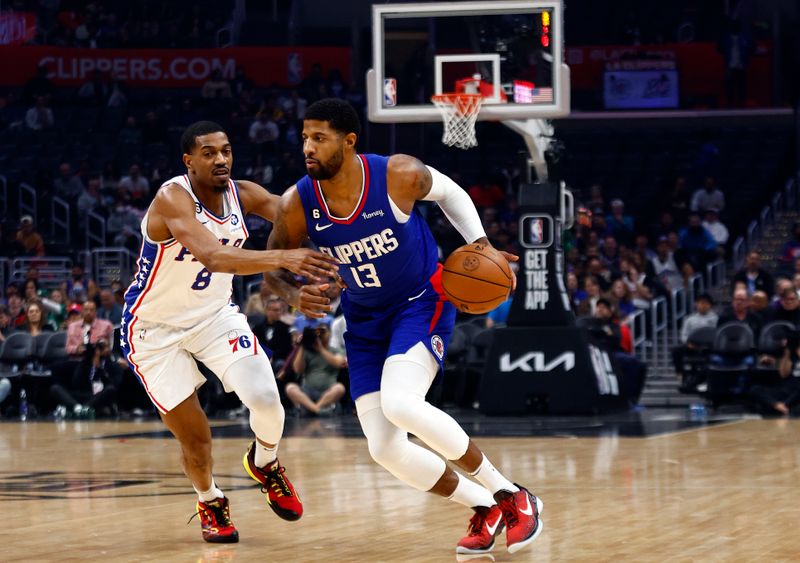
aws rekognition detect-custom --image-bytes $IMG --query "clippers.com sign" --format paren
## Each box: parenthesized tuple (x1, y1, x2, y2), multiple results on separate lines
(0, 46, 351, 88)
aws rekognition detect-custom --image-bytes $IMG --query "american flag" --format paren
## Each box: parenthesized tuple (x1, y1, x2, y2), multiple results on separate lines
(513, 80, 554, 104)
(529, 87, 554, 103)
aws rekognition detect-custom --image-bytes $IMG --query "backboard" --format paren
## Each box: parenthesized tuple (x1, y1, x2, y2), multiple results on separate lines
(367, 0, 569, 123)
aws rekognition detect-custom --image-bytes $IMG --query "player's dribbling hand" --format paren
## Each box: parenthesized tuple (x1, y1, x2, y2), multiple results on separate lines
(297, 283, 333, 318)
(281, 249, 339, 282)
(498, 250, 519, 291)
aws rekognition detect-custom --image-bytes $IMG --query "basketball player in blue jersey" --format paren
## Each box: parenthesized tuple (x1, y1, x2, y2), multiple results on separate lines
(265, 99, 543, 556)
(120, 121, 339, 543)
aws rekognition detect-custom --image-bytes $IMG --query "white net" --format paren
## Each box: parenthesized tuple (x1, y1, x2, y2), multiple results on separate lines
(431, 93, 483, 150)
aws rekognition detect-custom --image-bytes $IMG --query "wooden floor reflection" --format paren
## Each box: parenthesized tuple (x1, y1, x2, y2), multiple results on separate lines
(4, 417, 800, 562)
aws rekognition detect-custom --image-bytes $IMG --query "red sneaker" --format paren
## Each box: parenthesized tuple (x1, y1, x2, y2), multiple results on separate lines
(494, 485, 543, 554)
(243, 441, 303, 521)
(456, 505, 504, 554)
(191, 497, 239, 544)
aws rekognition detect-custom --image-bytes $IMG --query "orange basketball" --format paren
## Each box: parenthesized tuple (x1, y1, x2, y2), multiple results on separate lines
(441, 243, 513, 314)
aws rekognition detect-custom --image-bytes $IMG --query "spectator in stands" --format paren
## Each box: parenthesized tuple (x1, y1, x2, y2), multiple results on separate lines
(733, 251, 774, 298)
(248, 110, 280, 160)
(576, 275, 602, 316)
(97, 289, 122, 326)
(50, 336, 123, 419)
(106, 202, 141, 249)
(284, 317, 346, 416)
(773, 278, 793, 305)
(117, 165, 150, 207)
(25, 96, 55, 131)
(619, 258, 657, 307)
(230, 66, 255, 98)
(107, 78, 128, 107)
(779, 222, 800, 266)
(679, 213, 718, 271)
(15, 215, 45, 257)
(650, 236, 684, 291)
(586, 257, 613, 291)
(244, 282, 272, 316)
(21, 300, 55, 335)
(567, 272, 587, 311)
(591, 298, 647, 406)
(201, 69, 233, 99)
(468, 178, 505, 210)
(42, 288, 67, 330)
(77, 175, 102, 228)
(750, 330, 800, 415)
(702, 208, 729, 249)
(718, 287, 762, 337)
(65, 300, 114, 361)
(66, 265, 89, 303)
(251, 297, 293, 372)
(117, 115, 143, 145)
(6, 293, 24, 328)
(53, 162, 85, 201)
(23, 279, 44, 304)
(763, 286, 800, 326)
(610, 279, 637, 320)
(77, 70, 109, 106)
(0, 305, 14, 344)
(633, 233, 656, 263)
(605, 199, 634, 245)
(672, 293, 718, 389)
(599, 235, 621, 272)
(690, 176, 725, 214)
(750, 290, 770, 319)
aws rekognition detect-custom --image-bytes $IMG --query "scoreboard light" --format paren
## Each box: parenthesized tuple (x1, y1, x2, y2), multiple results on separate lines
(540, 11, 551, 47)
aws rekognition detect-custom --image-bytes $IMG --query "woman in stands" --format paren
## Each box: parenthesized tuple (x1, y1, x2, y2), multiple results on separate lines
(21, 300, 55, 335)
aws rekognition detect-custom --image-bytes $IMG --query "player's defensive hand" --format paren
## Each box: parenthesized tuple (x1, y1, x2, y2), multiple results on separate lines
(498, 250, 519, 291)
(281, 249, 339, 281)
(298, 283, 333, 318)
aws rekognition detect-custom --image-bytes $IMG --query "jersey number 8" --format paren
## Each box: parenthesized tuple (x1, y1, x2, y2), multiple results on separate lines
(192, 268, 212, 290)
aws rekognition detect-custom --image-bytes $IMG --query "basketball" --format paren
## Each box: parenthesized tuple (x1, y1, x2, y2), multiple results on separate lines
(442, 243, 513, 314)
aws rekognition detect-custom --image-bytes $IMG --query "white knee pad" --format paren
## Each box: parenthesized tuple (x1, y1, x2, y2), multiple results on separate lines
(224, 354, 284, 444)
(356, 392, 445, 491)
(380, 343, 469, 461)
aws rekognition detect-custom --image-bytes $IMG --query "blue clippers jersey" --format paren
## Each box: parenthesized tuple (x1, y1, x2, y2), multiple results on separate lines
(296, 154, 439, 308)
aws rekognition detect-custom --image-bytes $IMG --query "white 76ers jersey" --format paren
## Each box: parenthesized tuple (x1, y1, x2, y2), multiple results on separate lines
(122, 175, 249, 329)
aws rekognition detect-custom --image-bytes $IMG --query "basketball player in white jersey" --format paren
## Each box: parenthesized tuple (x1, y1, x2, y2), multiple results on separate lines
(120, 121, 339, 543)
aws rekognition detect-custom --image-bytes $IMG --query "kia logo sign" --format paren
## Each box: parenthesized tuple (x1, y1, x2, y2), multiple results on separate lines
(499, 351, 576, 372)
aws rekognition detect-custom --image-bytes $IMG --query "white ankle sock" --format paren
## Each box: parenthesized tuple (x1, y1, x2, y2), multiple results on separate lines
(194, 479, 224, 503)
(254, 441, 278, 468)
(447, 473, 495, 509)
(470, 455, 519, 495)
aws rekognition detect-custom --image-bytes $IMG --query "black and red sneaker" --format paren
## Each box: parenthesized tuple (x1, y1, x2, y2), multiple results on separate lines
(191, 497, 239, 544)
(456, 505, 505, 554)
(243, 441, 303, 521)
(494, 485, 543, 554)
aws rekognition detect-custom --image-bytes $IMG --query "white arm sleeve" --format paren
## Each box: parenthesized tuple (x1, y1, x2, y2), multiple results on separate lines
(422, 165, 486, 244)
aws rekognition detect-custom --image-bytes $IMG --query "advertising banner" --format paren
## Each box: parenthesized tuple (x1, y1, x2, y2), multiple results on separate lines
(603, 69, 679, 109)
(0, 46, 351, 87)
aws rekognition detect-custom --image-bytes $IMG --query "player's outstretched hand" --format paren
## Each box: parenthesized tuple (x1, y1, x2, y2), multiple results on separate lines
(497, 250, 519, 291)
(281, 249, 339, 281)
(298, 283, 333, 318)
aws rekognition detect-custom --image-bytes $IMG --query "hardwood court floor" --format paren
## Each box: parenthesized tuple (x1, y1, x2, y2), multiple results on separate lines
(3, 416, 800, 562)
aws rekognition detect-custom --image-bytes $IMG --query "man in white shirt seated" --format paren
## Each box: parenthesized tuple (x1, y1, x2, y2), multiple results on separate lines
(672, 293, 718, 391)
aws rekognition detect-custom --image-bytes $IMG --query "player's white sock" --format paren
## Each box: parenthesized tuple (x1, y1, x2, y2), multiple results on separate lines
(194, 479, 224, 502)
(448, 473, 496, 509)
(470, 455, 519, 495)
(254, 441, 278, 468)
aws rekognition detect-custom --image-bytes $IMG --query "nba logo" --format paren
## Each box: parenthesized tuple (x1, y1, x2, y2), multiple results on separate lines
(530, 218, 544, 244)
(384, 78, 397, 107)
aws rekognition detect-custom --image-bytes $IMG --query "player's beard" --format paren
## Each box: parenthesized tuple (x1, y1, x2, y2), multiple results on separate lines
(307, 146, 344, 180)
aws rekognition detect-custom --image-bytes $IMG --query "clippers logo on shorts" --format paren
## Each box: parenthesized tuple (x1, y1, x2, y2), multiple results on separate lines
(431, 334, 444, 360)
(519, 214, 553, 249)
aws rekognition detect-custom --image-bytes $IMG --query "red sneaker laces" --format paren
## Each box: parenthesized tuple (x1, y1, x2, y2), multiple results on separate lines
(466, 510, 487, 536)
(497, 496, 519, 529)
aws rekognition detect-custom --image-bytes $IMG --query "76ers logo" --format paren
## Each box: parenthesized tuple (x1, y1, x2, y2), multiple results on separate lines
(431, 335, 445, 360)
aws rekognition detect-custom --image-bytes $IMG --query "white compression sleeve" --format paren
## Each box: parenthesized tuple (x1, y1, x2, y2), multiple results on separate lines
(422, 165, 486, 244)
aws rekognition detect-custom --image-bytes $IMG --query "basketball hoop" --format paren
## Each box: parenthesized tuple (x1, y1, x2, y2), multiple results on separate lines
(431, 93, 483, 150)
